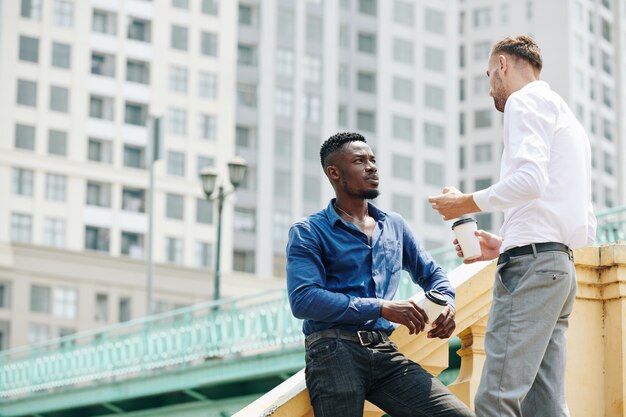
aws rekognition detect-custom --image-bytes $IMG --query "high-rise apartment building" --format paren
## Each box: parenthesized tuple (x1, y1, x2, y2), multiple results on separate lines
(459, 0, 625, 234)
(234, 0, 460, 277)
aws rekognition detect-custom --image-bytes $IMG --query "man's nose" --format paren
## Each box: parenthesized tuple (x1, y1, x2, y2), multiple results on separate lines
(366, 160, 377, 171)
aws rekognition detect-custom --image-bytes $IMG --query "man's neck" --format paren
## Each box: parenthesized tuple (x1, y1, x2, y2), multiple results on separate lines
(334, 198, 369, 220)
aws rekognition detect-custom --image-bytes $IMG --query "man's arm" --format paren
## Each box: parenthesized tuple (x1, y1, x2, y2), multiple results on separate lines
(286, 222, 381, 324)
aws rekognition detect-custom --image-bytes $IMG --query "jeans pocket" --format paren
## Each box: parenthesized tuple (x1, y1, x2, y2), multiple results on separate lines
(306, 339, 339, 363)
(498, 265, 523, 294)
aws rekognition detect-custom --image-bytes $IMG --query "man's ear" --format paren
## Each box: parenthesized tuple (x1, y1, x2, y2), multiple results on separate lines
(498, 54, 508, 73)
(326, 165, 340, 181)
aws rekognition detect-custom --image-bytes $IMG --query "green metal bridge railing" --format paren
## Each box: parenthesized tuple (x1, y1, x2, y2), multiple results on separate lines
(0, 206, 623, 402)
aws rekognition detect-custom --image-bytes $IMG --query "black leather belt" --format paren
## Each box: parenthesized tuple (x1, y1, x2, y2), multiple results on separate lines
(305, 329, 389, 348)
(498, 242, 572, 265)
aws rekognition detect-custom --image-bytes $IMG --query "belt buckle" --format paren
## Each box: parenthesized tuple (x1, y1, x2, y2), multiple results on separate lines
(357, 331, 371, 346)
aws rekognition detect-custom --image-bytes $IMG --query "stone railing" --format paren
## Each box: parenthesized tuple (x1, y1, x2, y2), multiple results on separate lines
(234, 243, 626, 417)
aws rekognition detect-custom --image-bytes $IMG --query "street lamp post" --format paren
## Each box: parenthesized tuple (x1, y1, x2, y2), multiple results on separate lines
(200, 157, 247, 304)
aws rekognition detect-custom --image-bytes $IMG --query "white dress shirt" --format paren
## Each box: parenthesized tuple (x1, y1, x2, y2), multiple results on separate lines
(473, 81, 596, 252)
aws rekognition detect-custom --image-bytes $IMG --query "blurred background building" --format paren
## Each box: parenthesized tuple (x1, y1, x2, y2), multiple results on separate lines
(0, 0, 624, 351)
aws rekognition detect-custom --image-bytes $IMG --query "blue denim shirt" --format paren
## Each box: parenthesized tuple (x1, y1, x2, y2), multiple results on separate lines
(286, 199, 455, 336)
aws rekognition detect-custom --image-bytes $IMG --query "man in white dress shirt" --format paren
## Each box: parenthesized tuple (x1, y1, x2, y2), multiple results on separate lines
(428, 35, 596, 416)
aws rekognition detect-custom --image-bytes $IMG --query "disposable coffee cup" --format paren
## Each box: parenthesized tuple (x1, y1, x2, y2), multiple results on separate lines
(417, 290, 448, 326)
(452, 217, 481, 261)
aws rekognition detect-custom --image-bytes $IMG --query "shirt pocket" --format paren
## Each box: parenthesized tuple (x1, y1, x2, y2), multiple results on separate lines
(383, 240, 402, 274)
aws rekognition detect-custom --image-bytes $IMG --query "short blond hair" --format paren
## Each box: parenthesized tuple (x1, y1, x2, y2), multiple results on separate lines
(491, 35, 542, 71)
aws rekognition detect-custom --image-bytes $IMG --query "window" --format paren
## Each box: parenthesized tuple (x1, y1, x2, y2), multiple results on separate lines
(86, 181, 111, 207)
(167, 107, 187, 135)
(91, 52, 115, 77)
(195, 242, 212, 268)
(274, 171, 292, 199)
(357, 71, 376, 93)
(601, 51, 612, 75)
(236, 126, 253, 148)
(424, 123, 444, 148)
(46, 174, 66, 201)
(473, 7, 492, 28)
(123, 145, 146, 169)
(304, 55, 321, 83)
(275, 89, 293, 117)
(237, 83, 257, 108)
(0, 283, 10, 309)
(424, 201, 442, 225)
(202, 0, 218, 15)
(15, 124, 35, 150)
(273, 211, 292, 241)
(121, 232, 144, 258)
(167, 151, 185, 176)
(88, 139, 113, 164)
(474, 109, 492, 128)
(173, 0, 189, 9)
(201, 31, 218, 56)
(125, 102, 147, 126)
(304, 95, 321, 123)
(169, 65, 188, 92)
(338, 64, 349, 88)
(95, 294, 108, 322)
(306, 15, 322, 44)
(359, 0, 376, 15)
(53, 0, 73, 27)
(459, 145, 465, 169)
(277, 8, 294, 39)
(500, 4, 509, 25)
(393, 77, 413, 102)
(17, 79, 37, 107)
(339, 25, 350, 49)
(603, 118, 613, 141)
(127, 59, 149, 84)
(196, 199, 213, 224)
(425, 47, 444, 72)
(166, 237, 183, 264)
(424, 85, 444, 110)
(392, 194, 413, 220)
(393, 0, 414, 26)
(166, 193, 184, 219)
(21, 0, 41, 20)
(357, 110, 376, 132)
(122, 187, 145, 212)
(89, 95, 114, 120)
(393, 115, 413, 141)
(474, 143, 492, 162)
(49, 86, 69, 112)
(601, 19, 612, 42)
(11, 213, 32, 243)
(473, 76, 489, 96)
(303, 176, 320, 204)
(92, 9, 116, 35)
(392, 155, 413, 180)
(475, 178, 492, 191)
(239, 4, 252, 25)
(234, 207, 256, 232)
(424, 161, 444, 186)
(358, 33, 376, 54)
(459, 44, 466, 68)
(238, 44, 256, 66)
(28, 323, 50, 344)
(198, 72, 217, 99)
(604, 152, 614, 175)
(275, 130, 292, 158)
(13, 168, 33, 196)
(276, 49, 294, 77)
(51, 42, 70, 68)
(19, 36, 39, 63)
(602, 84, 613, 108)
(476, 213, 493, 231)
(53, 288, 77, 319)
(393, 38, 414, 64)
(233, 250, 255, 273)
(304, 135, 320, 161)
(128, 18, 150, 42)
(85, 226, 110, 252)
(31, 286, 51, 314)
(474, 41, 491, 61)
(459, 112, 466, 136)
(119, 297, 131, 322)
(425, 9, 445, 34)
(199, 114, 216, 140)
(459, 78, 466, 101)
(43, 218, 65, 247)
(48, 129, 67, 155)
(171, 25, 188, 50)
(338, 105, 348, 127)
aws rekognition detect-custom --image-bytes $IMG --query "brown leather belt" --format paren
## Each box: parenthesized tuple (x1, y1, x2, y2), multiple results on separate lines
(305, 329, 389, 348)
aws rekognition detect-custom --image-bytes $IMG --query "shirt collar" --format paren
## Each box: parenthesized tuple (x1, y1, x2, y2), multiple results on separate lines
(324, 198, 387, 227)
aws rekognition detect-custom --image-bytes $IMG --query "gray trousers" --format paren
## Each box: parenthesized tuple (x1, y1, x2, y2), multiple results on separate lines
(475, 250, 577, 417)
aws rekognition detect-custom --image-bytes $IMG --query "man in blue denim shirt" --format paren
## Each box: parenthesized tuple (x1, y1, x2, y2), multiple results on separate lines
(287, 132, 473, 417)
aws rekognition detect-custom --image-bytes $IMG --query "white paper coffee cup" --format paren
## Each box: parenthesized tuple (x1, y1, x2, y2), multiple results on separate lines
(417, 290, 448, 326)
(452, 217, 481, 261)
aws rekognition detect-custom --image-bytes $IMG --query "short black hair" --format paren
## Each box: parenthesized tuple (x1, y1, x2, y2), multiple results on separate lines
(319, 132, 367, 169)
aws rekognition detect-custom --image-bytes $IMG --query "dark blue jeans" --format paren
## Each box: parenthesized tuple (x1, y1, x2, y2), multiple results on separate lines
(305, 337, 475, 417)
